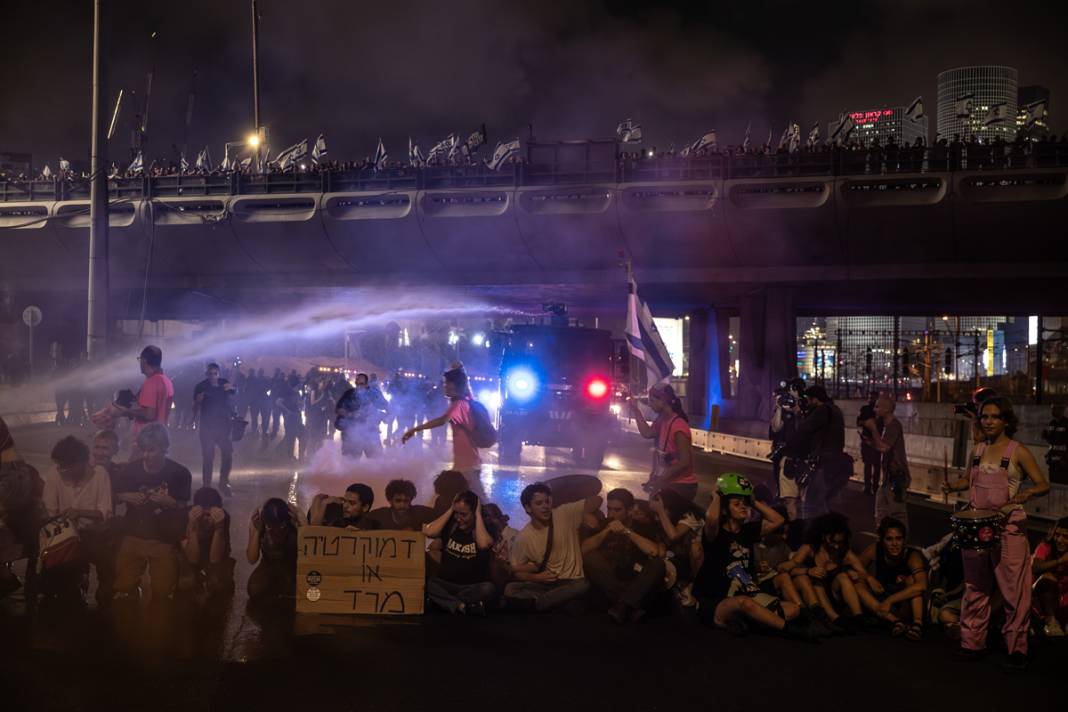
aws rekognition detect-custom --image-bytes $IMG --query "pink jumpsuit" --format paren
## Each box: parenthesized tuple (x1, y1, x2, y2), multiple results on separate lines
(961, 441, 1032, 655)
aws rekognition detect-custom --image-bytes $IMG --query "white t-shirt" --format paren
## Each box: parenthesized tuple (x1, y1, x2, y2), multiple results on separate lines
(510, 500, 586, 580)
(42, 465, 113, 530)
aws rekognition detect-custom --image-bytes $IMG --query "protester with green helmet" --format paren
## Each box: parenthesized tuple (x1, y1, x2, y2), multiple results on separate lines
(690, 471, 818, 641)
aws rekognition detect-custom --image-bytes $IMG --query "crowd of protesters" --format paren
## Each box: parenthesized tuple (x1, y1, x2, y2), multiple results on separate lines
(0, 346, 1063, 674)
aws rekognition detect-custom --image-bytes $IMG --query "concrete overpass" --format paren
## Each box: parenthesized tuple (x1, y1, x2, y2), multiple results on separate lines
(2, 149, 1065, 422)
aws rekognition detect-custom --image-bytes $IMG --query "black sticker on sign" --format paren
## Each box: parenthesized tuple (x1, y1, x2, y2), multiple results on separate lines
(306, 570, 322, 586)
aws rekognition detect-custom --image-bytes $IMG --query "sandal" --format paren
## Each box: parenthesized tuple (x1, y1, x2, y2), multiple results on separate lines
(906, 622, 923, 641)
(891, 621, 907, 637)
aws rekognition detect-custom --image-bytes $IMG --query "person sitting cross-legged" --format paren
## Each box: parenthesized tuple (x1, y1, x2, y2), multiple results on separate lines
(247, 497, 302, 601)
(503, 483, 601, 613)
(423, 490, 497, 616)
(856, 517, 928, 641)
(1032, 516, 1068, 637)
(691, 473, 817, 641)
(581, 488, 666, 624)
(781, 512, 869, 635)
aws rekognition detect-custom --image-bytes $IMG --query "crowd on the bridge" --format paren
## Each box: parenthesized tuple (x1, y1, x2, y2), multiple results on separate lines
(4, 129, 1068, 186)
(0, 345, 1065, 675)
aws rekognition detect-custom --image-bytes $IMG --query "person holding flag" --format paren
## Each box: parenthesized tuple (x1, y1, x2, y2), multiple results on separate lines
(629, 384, 696, 501)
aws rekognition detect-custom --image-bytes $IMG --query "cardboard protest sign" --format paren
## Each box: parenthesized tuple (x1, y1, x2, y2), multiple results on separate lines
(297, 527, 425, 615)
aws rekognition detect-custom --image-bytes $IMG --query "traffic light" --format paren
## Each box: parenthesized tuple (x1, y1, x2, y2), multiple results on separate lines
(944, 348, 953, 375)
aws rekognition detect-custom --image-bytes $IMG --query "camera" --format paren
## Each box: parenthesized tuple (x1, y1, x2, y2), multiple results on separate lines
(953, 387, 997, 417)
(774, 378, 807, 411)
(113, 388, 137, 408)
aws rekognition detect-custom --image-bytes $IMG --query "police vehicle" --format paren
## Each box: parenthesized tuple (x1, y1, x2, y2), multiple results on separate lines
(496, 321, 616, 468)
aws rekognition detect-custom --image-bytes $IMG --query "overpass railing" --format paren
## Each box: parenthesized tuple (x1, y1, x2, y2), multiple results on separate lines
(3, 145, 1066, 202)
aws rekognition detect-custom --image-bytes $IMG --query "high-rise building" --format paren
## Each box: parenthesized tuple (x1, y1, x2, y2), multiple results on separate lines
(827, 106, 928, 146)
(1016, 85, 1050, 141)
(937, 66, 1018, 142)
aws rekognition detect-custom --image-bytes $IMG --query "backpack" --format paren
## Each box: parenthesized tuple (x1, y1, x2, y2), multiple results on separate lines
(465, 399, 498, 448)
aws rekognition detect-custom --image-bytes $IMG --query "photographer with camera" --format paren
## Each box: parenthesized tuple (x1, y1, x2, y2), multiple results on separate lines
(770, 378, 806, 520)
(786, 386, 848, 520)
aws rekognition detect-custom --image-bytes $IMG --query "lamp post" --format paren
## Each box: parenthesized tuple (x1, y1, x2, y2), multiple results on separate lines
(87, 0, 109, 361)
(251, 0, 262, 169)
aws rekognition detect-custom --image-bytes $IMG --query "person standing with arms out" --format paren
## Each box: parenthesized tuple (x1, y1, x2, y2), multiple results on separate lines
(193, 363, 236, 496)
(402, 364, 482, 487)
(114, 346, 175, 460)
(629, 383, 697, 501)
(942, 396, 1050, 672)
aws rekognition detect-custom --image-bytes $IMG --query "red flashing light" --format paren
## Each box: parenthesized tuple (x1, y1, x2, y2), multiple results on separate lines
(586, 378, 609, 399)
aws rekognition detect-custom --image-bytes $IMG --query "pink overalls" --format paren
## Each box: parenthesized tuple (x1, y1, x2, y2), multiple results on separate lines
(961, 441, 1033, 655)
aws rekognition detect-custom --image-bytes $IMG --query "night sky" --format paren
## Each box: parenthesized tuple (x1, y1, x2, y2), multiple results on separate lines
(1, 0, 1063, 168)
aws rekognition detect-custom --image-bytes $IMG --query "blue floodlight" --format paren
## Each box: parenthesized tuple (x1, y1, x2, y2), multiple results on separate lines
(505, 367, 539, 402)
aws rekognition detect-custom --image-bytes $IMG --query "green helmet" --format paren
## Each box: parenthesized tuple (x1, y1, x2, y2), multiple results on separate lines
(716, 472, 754, 498)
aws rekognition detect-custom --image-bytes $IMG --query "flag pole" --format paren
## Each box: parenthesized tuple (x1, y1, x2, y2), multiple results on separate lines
(251, 0, 262, 169)
(87, 0, 110, 361)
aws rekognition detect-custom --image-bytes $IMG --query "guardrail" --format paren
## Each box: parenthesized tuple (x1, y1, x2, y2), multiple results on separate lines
(4, 146, 1066, 202)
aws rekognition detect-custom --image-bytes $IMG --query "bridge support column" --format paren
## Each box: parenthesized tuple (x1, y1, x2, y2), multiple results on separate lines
(734, 287, 797, 424)
(687, 308, 732, 431)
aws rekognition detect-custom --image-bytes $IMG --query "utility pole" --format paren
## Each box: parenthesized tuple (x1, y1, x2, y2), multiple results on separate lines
(87, 0, 109, 360)
(251, 0, 262, 167)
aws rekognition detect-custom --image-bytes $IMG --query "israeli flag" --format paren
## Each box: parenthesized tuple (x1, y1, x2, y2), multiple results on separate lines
(466, 124, 487, 154)
(954, 93, 974, 118)
(239, 156, 252, 171)
(1025, 100, 1048, 125)
(426, 136, 451, 163)
(409, 137, 426, 167)
(617, 119, 642, 143)
(905, 96, 925, 122)
(220, 145, 232, 171)
(127, 151, 143, 175)
(777, 126, 791, 151)
(487, 139, 520, 171)
(742, 121, 751, 151)
(447, 133, 463, 163)
(765, 127, 773, 152)
(274, 139, 308, 171)
(690, 130, 717, 153)
(195, 146, 212, 171)
(312, 134, 328, 165)
(830, 112, 855, 145)
(982, 102, 1010, 126)
(59, 158, 71, 173)
(373, 137, 388, 171)
(625, 272, 674, 385)
(788, 123, 801, 153)
(807, 121, 821, 148)
(180, 153, 189, 173)
(41, 164, 53, 178)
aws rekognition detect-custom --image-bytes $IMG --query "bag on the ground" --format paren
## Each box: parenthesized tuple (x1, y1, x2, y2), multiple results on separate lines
(37, 517, 82, 573)
(466, 400, 498, 448)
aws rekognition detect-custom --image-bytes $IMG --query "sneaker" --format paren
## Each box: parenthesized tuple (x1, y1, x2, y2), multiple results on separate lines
(1003, 652, 1028, 674)
(783, 614, 821, 644)
(812, 607, 846, 636)
(220, 482, 233, 498)
(465, 601, 486, 617)
(1044, 617, 1065, 637)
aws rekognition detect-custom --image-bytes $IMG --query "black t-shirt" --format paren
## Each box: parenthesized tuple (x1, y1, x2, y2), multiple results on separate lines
(114, 458, 193, 541)
(340, 514, 381, 530)
(438, 520, 495, 585)
(194, 379, 234, 430)
(589, 519, 658, 579)
(693, 520, 762, 600)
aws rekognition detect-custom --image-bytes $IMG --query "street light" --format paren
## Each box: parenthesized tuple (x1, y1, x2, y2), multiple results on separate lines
(247, 133, 261, 148)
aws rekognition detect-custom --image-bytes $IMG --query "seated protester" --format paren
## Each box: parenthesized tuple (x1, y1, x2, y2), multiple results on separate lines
(692, 473, 815, 640)
(91, 429, 121, 480)
(650, 488, 705, 606)
(247, 497, 302, 600)
(367, 479, 428, 531)
(781, 512, 868, 634)
(112, 423, 192, 601)
(581, 488, 666, 624)
(0, 416, 45, 597)
(180, 487, 235, 599)
(504, 483, 602, 612)
(422, 490, 497, 616)
(922, 532, 965, 639)
(755, 504, 804, 608)
(307, 484, 380, 530)
(40, 436, 113, 601)
(429, 470, 470, 518)
(856, 517, 928, 641)
(1032, 516, 1068, 637)
(481, 502, 518, 591)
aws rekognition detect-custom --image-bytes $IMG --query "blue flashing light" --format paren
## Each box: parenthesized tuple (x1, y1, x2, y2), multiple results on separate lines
(505, 367, 539, 402)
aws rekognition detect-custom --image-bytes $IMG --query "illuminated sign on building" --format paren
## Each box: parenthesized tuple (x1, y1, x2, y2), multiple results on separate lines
(849, 110, 894, 125)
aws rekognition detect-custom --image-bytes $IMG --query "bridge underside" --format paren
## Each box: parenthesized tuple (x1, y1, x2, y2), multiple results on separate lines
(2, 168, 1066, 314)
